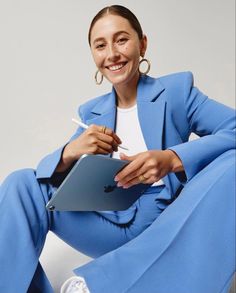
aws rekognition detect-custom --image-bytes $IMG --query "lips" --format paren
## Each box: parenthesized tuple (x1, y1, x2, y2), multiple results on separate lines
(106, 62, 127, 71)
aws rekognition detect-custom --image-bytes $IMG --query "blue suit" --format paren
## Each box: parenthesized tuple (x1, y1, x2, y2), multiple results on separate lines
(0, 72, 235, 293)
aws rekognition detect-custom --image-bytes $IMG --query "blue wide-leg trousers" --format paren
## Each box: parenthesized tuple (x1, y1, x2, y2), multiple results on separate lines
(0, 167, 165, 293)
(0, 150, 235, 293)
(75, 150, 236, 293)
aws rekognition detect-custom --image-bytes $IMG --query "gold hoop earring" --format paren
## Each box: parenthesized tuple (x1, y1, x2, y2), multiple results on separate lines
(139, 58, 151, 75)
(95, 70, 103, 85)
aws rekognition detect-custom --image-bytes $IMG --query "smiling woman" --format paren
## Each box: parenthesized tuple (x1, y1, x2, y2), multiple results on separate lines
(89, 13, 147, 108)
(0, 4, 235, 293)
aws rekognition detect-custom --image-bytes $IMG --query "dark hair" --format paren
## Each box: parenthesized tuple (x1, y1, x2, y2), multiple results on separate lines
(88, 5, 143, 46)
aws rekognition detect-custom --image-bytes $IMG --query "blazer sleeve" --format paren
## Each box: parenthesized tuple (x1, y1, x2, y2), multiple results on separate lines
(36, 106, 85, 181)
(169, 72, 235, 183)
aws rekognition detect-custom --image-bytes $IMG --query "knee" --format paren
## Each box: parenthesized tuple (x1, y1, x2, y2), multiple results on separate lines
(204, 149, 236, 173)
(1, 169, 38, 201)
(0, 168, 48, 209)
(3, 168, 36, 187)
(187, 149, 235, 191)
(217, 149, 236, 163)
(211, 149, 236, 175)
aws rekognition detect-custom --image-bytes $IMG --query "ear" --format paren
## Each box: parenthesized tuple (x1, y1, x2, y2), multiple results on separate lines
(140, 34, 147, 57)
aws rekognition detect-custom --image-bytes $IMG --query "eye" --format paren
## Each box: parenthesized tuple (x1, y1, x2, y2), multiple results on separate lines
(117, 38, 128, 44)
(95, 43, 106, 50)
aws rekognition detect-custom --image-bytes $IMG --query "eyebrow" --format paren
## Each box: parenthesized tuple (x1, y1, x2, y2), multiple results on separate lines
(92, 30, 130, 45)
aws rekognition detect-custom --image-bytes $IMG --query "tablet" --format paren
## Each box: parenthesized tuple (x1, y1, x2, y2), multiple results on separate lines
(46, 154, 149, 211)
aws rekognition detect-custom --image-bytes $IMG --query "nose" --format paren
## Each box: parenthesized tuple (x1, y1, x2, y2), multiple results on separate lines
(107, 44, 120, 62)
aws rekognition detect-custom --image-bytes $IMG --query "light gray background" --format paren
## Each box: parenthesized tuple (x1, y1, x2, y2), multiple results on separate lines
(0, 0, 235, 292)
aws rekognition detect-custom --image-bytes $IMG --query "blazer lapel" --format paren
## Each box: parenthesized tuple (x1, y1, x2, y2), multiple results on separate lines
(137, 99, 166, 151)
(137, 76, 172, 191)
(85, 75, 166, 143)
(85, 88, 117, 131)
(85, 76, 167, 151)
(137, 75, 166, 151)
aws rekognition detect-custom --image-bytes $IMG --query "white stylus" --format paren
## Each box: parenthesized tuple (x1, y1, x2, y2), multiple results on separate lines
(72, 118, 129, 151)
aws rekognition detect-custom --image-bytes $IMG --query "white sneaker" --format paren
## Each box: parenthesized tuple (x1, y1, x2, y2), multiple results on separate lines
(60, 276, 90, 293)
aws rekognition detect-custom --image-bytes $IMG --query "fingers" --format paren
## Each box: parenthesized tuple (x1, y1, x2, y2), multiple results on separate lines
(86, 124, 122, 153)
(115, 153, 143, 179)
(114, 156, 145, 187)
(96, 132, 118, 151)
(121, 173, 160, 189)
(101, 125, 122, 146)
(115, 167, 159, 188)
(119, 152, 137, 161)
(114, 151, 164, 188)
(116, 169, 161, 189)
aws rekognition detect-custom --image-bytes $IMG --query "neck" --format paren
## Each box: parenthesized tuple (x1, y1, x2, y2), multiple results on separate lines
(114, 73, 140, 108)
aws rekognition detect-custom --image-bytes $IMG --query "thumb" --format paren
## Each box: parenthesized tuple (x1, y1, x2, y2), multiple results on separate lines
(119, 152, 137, 161)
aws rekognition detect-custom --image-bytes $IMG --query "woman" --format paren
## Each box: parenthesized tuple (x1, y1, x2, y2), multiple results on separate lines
(0, 5, 235, 293)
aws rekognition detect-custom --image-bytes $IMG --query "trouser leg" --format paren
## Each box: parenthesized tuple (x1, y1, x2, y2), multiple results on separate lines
(51, 186, 166, 258)
(74, 150, 236, 293)
(0, 168, 53, 293)
(0, 168, 165, 293)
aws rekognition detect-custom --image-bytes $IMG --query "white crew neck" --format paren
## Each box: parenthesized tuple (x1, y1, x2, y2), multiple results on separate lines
(117, 104, 137, 112)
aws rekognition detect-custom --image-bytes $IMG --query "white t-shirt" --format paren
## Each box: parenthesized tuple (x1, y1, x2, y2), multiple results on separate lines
(112, 104, 164, 186)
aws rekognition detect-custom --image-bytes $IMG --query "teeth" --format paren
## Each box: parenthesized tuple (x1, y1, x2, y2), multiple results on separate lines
(109, 63, 125, 71)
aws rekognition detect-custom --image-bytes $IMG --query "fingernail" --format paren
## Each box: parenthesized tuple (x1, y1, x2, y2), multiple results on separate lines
(114, 176, 118, 181)
(117, 182, 122, 187)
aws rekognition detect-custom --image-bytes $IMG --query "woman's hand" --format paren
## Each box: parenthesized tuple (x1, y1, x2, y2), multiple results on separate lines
(56, 124, 122, 172)
(114, 150, 184, 188)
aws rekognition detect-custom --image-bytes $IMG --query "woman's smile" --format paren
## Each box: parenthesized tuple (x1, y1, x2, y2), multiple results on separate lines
(106, 61, 128, 72)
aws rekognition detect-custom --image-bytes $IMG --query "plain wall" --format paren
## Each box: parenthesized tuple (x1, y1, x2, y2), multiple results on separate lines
(0, 0, 235, 291)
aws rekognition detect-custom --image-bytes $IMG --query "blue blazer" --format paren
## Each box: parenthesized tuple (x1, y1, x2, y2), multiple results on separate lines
(36, 72, 235, 223)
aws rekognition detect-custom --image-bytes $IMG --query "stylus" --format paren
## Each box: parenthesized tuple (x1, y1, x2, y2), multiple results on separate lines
(72, 118, 129, 151)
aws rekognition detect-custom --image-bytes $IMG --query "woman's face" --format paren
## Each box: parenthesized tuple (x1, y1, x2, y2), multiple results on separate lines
(90, 14, 147, 88)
